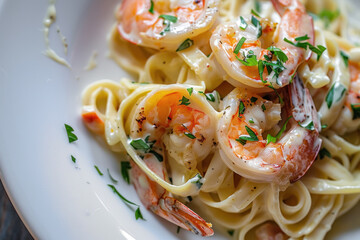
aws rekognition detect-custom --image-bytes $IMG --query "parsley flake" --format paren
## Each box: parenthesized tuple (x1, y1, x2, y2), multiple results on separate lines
(149, 0, 154, 14)
(179, 96, 190, 106)
(319, 148, 332, 159)
(71, 155, 76, 163)
(191, 173, 203, 189)
(251, 15, 262, 38)
(238, 100, 245, 117)
(351, 104, 360, 120)
(94, 165, 103, 176)
(130, 139, 150, 150)
(234, 37, 246, 54)
(159, 14, 178, 35)
(266, 116, 292, 144)
(108, 184, 145, 220)
(107, 168, 118, 184)
(187, 87, 193, 96)
(176, 38, 194, 52)
(236, 126, 259, 145)
(121, 161, 131, 184)
(64, 124, 78, 143)
(325, 83, 347, 109)
(239, 16, 248, 30)
(299, 121, 315, 131)
(340, 50, 349, 67)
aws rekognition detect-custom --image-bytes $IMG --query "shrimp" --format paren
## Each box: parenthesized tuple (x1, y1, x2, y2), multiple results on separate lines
(129, 86, 217, 171)
(255, 222, 287, 240)
(117, 0, 219, 51)
(217, 75, 322, 185)
(210, 0, 314, 90)
(130, 158, 214, 236)
(126, 86, 217, 235)
(332, 61, 360, 134)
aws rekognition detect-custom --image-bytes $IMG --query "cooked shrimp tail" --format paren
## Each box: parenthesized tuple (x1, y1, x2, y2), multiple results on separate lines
(130, 160, 214, 236)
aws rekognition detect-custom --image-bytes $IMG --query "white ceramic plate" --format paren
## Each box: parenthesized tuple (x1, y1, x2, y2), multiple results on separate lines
(0, 0, 359, 239)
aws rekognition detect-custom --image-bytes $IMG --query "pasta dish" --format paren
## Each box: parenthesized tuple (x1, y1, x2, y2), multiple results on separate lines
(80, 0, 360, 238)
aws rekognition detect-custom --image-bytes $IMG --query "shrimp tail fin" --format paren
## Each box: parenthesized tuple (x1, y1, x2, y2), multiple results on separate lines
(288, 74, 322, 183)
(158, 197, 214, 237)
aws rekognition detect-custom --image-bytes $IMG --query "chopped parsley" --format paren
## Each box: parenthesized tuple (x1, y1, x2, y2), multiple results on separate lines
(239, 16, 248, 30)
(249, 118, 255, 124)
(325, 83, 347, 109)
(238, 100, 245, 117)
(233, 37, 246, 54)
(71, 155, 76, 163)
(340, 50, 349, 67)
(250, 97, 258, 103)
(159, 14, 178, 35)
(284, 35, 326, 61)
(266, 116, 292, 144)
(191, 173, 203, 189)
(107, 168, 118, 184)
(94, 165, 103, 176)
(351, 104, 360, 120)
(299, 121, 315, 131)
(251, 9, 261, 18)
(268, 83, 284, 104)
(179, 96, 190, 106)
(108, 184, 145, 220)
(187, 87, 193, 96)
(236, 50, 258, 66)
(176, 38, 194, 52)
(261, 103, 266, 111)
(199, 91, 216, 102)
(251, 15, 262, 38)
(121, 161, 131, 184)
(236, 126, 259, 145)
(182, 124, 196, 139)
(64, 124, 78, 143)
(319, 148, 332, 159)
(149, 0, 154, 14)
(149, 150, 163, 162)
(130, 139, 150, 150)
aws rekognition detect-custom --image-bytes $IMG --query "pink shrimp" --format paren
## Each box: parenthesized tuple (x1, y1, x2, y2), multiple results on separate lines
(210, 0, 314, 90)
(117, 0, 219, 51)
(129, 155, 214, 236)
(217, 75, 322, 185)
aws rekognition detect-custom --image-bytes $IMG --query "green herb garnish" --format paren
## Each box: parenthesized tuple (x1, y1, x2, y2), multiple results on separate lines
(299, 121, 315, 130)
(239, 16, 248, 30)
(191, 173, 203, 189)
(236, 126, 259, 145)
(187, 87, 193, 96)
(319, 148, 332, 159)
(159, 14, 178, 35)
(319, 9, 340, 28)
(149, 0, 154, 14)
(107, 168, 118, 184)
(94, 165, 103, 176)
(325, 83, 347, 109)
(130, 139, 150, 150)
(108, 184, 145, 220)
(284, 35, 326, 61)
(261, 103, 266, 111)
(340, 50, 349, 67)
(121, 161, 131, 184)
(64, 124, 78, 143)
(351, 103, 360, 120)
(182, 124, 196, 139)
(251, 9, 261, 18)
(250, 97, 258, 103)
(179, 96, 190, 106)
(234, 37, 246, 54)
(251, 15, 262, 38)
(176, 38, 194, 52)
(238, 100, 245, 117)
(71, 155, 76, 163)
(266, 116, 292, 144)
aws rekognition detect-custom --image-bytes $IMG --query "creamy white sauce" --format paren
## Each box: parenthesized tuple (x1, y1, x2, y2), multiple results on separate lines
(84, 51, 98, 71)
(43, 0, 71, 68)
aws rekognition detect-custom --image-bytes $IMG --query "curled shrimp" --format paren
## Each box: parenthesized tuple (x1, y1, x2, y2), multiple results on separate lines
(125, 86, 217, 234)
(217, 75, 322, 185)
(332, 60, 360, 134)
(129, 86, 217, 171)
(130, 158, 214, 236)
(210, 0, 314, 90)
(117, 0, 219, 51)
